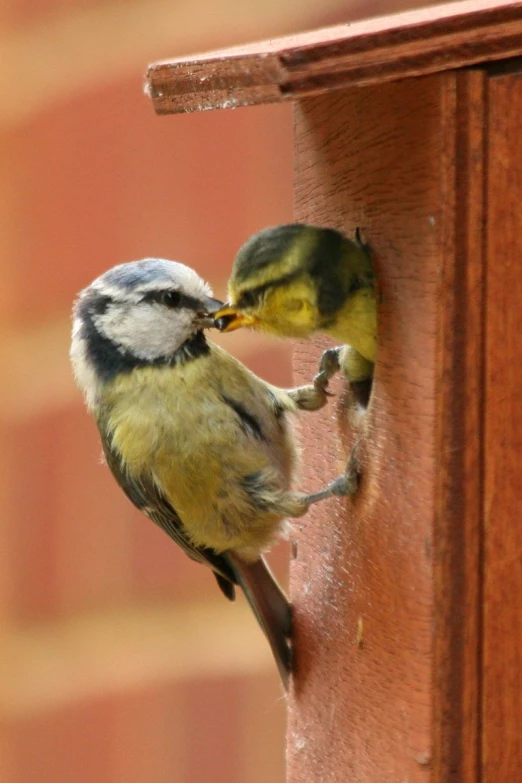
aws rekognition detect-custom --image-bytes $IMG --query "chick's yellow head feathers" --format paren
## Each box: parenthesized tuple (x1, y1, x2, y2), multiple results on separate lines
(215, 224, 374, 343)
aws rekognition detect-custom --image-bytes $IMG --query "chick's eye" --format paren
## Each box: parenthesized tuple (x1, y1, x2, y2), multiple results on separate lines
(160, 290, 181, 308)
(238, 290, 257, 308)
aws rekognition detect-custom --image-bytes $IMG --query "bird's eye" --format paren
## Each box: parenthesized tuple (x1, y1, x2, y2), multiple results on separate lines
(159, 290, 181, 308)
(238, 290, 257, 308)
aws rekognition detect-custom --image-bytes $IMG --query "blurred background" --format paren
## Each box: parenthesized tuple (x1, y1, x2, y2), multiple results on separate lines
(1, 0, 444, 780)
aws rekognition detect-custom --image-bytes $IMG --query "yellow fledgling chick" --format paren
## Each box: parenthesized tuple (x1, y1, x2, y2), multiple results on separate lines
(215, 224, 377, 385)
(70, 258, 339, 690)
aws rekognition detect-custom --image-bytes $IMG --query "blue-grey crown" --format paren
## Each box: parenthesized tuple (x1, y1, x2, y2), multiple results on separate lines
(98, 258, 178, 291)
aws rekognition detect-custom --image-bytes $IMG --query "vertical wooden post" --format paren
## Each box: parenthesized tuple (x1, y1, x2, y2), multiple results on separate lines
(483, 68, 522, 782)
(288, 72, 485, 782)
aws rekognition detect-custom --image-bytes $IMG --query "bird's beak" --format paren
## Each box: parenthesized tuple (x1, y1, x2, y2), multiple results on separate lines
(202, 296, 225, 314)
(196, 296, 224, 329)
(213, 304, 258, 333)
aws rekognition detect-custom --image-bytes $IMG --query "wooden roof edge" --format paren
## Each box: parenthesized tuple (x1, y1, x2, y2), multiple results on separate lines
(145, 0, 522, 114)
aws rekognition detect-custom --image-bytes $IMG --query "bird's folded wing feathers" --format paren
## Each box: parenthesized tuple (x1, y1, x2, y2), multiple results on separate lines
(101, 436, 238, 598)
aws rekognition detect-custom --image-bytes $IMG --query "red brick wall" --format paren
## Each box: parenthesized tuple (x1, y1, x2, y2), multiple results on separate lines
(1, 24, 296, 783)
(0, 2, 446, 780)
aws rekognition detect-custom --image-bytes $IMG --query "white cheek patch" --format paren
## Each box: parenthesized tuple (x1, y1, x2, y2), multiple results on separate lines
(93, 302, 195, 361)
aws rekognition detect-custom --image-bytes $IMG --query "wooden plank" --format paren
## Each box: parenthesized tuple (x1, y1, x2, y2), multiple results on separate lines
(289, 77, 440, 783)
(483, 68, 522, 782)
(433, 69, 486, 783)
(146, 0, 522, 115)
(287, 71, 485, 782)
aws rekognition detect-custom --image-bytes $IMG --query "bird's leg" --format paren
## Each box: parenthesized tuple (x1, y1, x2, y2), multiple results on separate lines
(286, 347, 342, 412)
(301, 440, 361, 506)
(286, 383, 328, 411)
(312, 346, 343, 392)
(331, 440, 361, 497)
(288, 345, 369, 501)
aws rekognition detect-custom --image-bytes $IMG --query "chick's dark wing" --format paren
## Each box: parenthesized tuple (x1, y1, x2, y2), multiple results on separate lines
(101, 436, 237, 600)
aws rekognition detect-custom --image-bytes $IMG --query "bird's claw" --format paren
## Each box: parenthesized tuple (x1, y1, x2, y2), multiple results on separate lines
(291, 348, 343, 409)
(311, 347, 342, 393)
(312, 370, 333, 393)
(300, 440, 362, 507)
(330, 441, 361, 497)
(310, 375, 334, 401)
(288, 383, 329, 411)
(329, 467, 358, 497)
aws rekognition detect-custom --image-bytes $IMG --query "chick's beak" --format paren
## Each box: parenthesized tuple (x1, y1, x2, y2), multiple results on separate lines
(213, 305, 258, 333)
(196, 296, 224, 329)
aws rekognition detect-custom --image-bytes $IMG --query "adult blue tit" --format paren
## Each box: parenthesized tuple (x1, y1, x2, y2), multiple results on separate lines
(70, 258, 341, 689)
(214, 224, 377, 385)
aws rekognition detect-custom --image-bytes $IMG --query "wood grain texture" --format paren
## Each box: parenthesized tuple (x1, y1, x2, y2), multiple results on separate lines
(146, 0, 522, 115)
(287, 72, 486, 782)
(433, 70, 486, 783)
(483, 68, 522, 782)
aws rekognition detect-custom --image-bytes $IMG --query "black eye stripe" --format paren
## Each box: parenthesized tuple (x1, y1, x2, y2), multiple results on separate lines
(141, 290, 202, 310)
(236, 271, 302, 309)
(237, 290, 257, 308)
